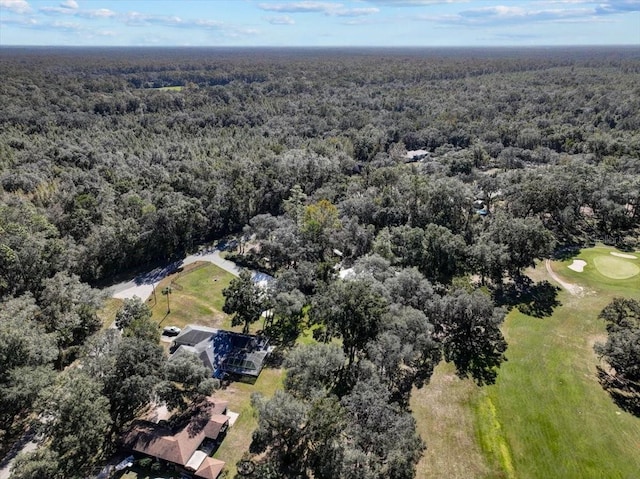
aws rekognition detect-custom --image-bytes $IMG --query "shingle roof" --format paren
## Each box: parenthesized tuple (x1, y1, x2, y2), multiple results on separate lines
(196, 457, 226, 479)
(172, 325, 219, 348)
(126, 422, 202, 465)
(124, 397, 229, 467)
(170, 326, 270, 378)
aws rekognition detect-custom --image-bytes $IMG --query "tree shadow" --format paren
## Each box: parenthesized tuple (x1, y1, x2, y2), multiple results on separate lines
(597, 367, 639, 417)
(552, 245, 581, 261)
(495, 277, 561, 318)
(264, 318, 301, 350)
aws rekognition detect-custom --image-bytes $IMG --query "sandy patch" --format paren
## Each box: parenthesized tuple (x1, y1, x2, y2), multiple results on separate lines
(545, 260, 585, 296)
(610, 252, 637, 259)
(226, 411, 239, 427)
(568, 259, 587, 272)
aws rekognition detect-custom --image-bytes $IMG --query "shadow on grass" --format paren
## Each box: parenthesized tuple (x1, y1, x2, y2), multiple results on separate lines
(597, 367, 640, 417)
(552, 245, 582, 261)
(495, 277, 561, 318)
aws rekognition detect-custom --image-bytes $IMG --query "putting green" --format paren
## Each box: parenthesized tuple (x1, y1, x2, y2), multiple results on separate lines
(592, 255, 639, 280)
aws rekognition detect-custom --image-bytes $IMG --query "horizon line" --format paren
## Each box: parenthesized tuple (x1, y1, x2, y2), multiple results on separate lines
(2, 44, 639, 49)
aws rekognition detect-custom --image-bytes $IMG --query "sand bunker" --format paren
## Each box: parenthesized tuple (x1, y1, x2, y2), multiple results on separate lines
(610, 252, 637, 260)
(568, 259, 587, 272)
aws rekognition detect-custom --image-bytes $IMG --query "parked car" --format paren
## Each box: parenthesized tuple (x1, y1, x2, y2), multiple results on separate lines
(163, 326, 181, 336)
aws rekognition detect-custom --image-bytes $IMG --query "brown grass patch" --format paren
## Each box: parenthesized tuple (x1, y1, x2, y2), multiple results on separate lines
(411, 362, 495, 479)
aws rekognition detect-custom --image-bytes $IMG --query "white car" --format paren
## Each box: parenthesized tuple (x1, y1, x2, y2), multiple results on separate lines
(163, 326, 181, 336)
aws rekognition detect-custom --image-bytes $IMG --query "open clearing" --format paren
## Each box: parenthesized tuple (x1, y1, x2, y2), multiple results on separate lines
(148, 261, 239, 332)
(476, 246, 640, 479)
(411, 363, 497, 479)
(415, 246, 640, 479)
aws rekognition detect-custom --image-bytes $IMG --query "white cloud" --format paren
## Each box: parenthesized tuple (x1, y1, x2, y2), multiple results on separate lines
(365, 0, 468, 5)
(0, 0, 32, 14)
(49, 20, 84, 31)
(60, 0, 78, 9)
(335, 7, 379, 16)
(259, 1, 340, 13)
(266, 15, 296, 24)
(94, 29, 116, 36)
(259, 1, 379, 16)
(122, 11, 224, 30)
(79, 8, 116, 18)
(412, 1, 640, 26)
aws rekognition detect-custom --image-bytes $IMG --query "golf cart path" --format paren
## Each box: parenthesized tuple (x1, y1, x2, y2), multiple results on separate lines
(107, 248, 242, 301)
(545, 259, 584, 296)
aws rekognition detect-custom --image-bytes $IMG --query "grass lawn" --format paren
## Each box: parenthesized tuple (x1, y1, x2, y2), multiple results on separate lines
(213, 368, 285, 476)
(472, 245, 640, 479)
(98, 297, 123, 329)
(147, 262, 236, 331)
(411, 363, 497, 479)
(412, 245, 639, 479)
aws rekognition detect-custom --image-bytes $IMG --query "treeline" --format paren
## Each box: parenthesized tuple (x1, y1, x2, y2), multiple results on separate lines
(0, 47, 639, 478)
(1, 47, 638, 293)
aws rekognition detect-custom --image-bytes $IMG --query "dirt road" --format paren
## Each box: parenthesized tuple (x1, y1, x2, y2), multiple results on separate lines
(545, 259, 584, 296)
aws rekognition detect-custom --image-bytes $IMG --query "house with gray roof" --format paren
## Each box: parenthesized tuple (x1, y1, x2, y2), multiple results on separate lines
(170, 326, 270, 379)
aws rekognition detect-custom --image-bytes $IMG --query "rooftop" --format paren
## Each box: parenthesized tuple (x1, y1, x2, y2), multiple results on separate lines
(171, 327, 270, 378)
(124, 396, 229, 478)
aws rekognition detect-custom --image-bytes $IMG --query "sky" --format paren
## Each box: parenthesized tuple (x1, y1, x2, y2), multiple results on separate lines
(0, 0, 639, 47)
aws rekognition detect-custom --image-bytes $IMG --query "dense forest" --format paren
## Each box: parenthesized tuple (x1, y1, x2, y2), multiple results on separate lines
(0, 46, 639, 478)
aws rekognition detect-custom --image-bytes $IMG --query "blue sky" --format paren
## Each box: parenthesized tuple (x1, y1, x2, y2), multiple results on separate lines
(1, 0, 639, 46)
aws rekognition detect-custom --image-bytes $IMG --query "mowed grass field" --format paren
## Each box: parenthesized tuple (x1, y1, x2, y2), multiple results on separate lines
(474, 246, 639, 479)
(148, 261, 237, 331)
(413, 245, 640, 479)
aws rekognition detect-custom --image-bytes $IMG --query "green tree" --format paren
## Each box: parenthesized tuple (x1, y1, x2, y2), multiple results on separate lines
(0, 199, 64, 299)
(282, 184, 307, 226)
(367, 305, 441, 404)
(338, 374, 425, 479)
(487, 213, 555, 278)
(38, 272, 104, 349)
(37, 370, 112, 478)
(80, 328, 121, 381)
(284, 343, 345, 400)
(1, 366, 55, 425)
(103, 337, 165, 428)
(223, 270, 268, 334)
(115, 296, 151, 330)
(301, 199, 341, 261)
(595, 298, 640, 415)
(9, 448, 61, 479)
(0, 294, 58, 382)
(420, 223, 467, 284)
(157, 352, 218, 411)
(254, 392, 347, 476)
(311, 279, 388, 366)
(434, 290, 507, 385)
(269, 289, 306, 345)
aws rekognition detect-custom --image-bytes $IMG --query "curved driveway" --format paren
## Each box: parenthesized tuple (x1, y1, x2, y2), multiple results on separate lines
(107, 247, 242, 301)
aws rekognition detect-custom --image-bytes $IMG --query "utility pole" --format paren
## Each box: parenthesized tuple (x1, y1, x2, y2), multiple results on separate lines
(162, 286, 172, 313)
